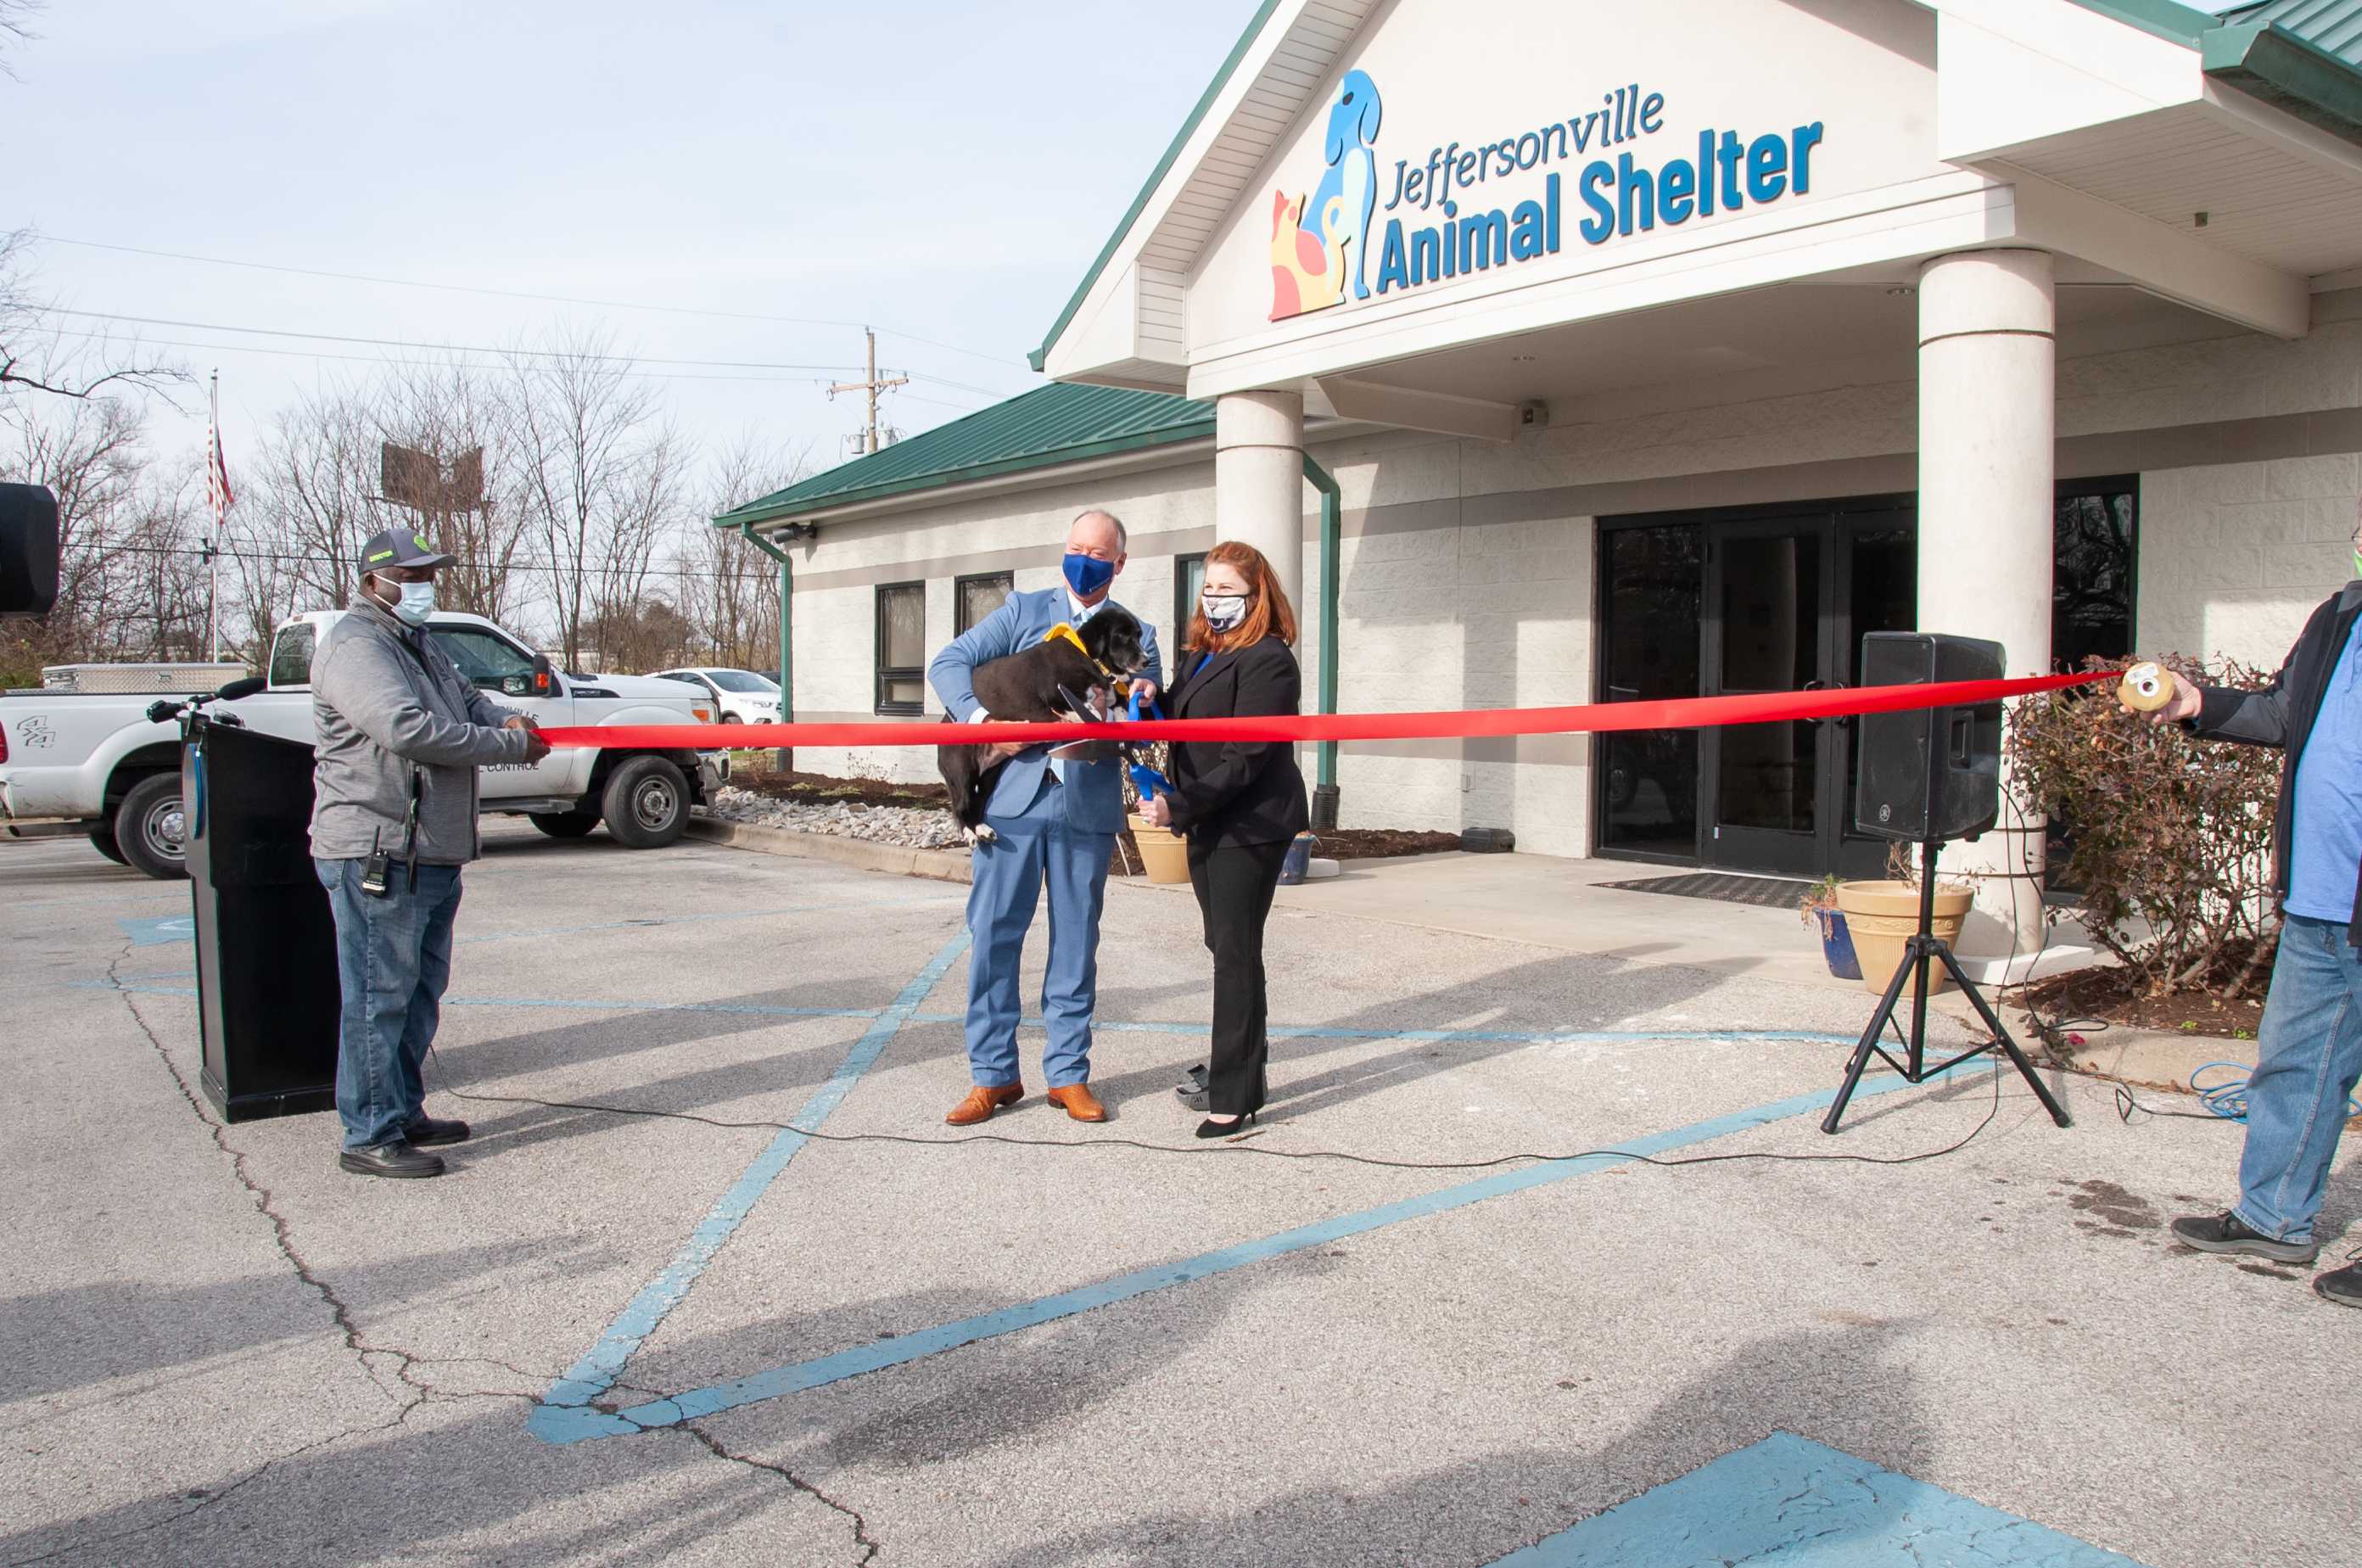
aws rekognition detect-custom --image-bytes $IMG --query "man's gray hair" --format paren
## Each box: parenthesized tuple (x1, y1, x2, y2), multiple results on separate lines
(1074, 508, 1128, 552)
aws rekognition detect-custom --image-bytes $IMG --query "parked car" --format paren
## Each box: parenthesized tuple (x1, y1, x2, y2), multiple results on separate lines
(649, 667, 783, 725)
(0, 609, 727, 878)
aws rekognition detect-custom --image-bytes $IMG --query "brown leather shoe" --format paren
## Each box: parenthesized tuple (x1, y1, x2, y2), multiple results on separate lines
(1045, 1084, 1107, 1123)
(945, 1083, 1023, 1126)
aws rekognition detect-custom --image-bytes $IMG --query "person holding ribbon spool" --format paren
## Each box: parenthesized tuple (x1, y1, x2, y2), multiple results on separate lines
(1135, 543, 1310, 1136)
(2119, 515, 2362, 1310)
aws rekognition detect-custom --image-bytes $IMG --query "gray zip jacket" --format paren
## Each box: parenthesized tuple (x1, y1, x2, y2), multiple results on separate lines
(310, 597, 531, 865)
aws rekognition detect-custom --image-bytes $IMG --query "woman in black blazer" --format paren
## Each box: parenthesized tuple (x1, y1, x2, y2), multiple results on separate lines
(1134, 541, 1310, 1136)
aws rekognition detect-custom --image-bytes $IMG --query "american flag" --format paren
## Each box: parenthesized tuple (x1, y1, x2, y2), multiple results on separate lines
(205, 403, 233, 527)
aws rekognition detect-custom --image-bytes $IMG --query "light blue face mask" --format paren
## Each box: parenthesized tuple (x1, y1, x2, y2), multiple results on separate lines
(378, 577, 436, 627)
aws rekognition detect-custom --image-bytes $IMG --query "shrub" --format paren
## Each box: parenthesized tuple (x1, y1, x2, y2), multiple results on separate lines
(2007, 655, 2282, 1000)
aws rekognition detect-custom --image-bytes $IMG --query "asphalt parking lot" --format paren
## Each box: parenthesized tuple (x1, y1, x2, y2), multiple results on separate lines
(4, 822, 2356, 1566)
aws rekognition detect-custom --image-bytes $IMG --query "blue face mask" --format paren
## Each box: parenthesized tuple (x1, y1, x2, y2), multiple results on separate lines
(1063, 552, 1116, 600)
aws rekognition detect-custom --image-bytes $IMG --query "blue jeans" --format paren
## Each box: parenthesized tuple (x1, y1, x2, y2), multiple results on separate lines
(316, 857, 464, 1151)
(2234, 914, 2362, 1244)
(963, 776, 1111, 1089)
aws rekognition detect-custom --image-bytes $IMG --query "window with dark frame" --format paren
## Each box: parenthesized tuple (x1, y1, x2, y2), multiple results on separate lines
(1175, 552, 1206, 643)
(955, 571, 1013, 635)
(875, 582, 926, 714)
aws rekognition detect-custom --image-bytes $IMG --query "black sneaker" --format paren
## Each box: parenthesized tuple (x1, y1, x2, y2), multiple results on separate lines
(339, 1140, 447, 1179)
(2169, 1210, 2319, 1264)
(2314, 1257, 2362, 1309)
(404, 1116, 471, 1147)
(1173, 1064, 1208, 1099)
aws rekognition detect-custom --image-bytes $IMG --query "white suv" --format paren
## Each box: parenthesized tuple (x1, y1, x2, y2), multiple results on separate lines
(650, 667, 783, 726)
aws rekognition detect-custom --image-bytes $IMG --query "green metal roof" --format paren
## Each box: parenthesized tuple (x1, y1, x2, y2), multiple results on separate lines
(2216, 0, 2362, 63)
(714, 383, 1212, 529)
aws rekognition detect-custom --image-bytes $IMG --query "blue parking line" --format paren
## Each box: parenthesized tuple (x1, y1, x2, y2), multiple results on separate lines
(527, 929, 971, 1442)
(535, 1064, 1964, 1444)
(74, 980, 887, 1023)
(1486, 1431, 2144, 1566)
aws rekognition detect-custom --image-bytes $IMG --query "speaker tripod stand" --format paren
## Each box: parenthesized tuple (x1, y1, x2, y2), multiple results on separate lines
(1821, 837, 2074, 1134)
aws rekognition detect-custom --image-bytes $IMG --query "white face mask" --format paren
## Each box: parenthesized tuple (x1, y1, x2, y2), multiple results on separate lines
(377, 576, 436, 627)
(1201, 592, 1247, 631)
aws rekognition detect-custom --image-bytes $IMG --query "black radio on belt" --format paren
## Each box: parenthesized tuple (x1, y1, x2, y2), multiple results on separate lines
(361, 830, 392, 897)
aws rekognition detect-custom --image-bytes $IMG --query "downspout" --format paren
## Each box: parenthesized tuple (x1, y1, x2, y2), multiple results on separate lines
(1301, 451, 1341, 831)
(737, 521, 796, 771)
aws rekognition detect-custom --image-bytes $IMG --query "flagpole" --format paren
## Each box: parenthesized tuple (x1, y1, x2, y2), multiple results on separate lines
(207, 369, 221, 664)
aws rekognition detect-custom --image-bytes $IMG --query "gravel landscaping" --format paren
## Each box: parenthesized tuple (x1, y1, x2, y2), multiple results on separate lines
(703, 784, 969, 850)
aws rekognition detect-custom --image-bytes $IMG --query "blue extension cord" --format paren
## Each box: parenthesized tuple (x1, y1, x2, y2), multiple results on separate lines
(2189, 1060, 2362, 1123)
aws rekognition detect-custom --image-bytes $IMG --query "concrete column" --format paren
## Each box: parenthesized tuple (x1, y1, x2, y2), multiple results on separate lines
(1916, 248, 2054, 973)
(1215, 389, 1307, 611)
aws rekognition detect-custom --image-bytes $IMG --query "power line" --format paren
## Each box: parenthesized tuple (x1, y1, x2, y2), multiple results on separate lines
(41, 307, 1016, 406)
(30, 326, 874, 385)
(32, 232, 1034, 376)
(39, 307, 882, 372)
(101, 539, 792, 583)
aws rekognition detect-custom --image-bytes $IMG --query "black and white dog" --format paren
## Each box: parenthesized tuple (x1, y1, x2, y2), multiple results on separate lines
(938, 606, 1151, 844)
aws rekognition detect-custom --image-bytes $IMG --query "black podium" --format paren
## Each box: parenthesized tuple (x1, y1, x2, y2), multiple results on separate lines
(184, 717, 341, 1122)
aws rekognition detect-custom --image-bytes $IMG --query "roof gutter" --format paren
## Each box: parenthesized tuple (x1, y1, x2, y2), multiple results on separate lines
(2202, 21, 2362, 149)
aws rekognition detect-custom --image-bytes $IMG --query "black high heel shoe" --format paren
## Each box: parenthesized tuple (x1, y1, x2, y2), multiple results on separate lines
(1195, 1111, 1257, 1140)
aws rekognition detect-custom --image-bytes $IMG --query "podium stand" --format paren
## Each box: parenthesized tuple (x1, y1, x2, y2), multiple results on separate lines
(184, 717, 341, 1123)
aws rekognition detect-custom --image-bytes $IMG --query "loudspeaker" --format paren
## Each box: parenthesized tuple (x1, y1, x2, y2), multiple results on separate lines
(185, 720, 342, 1122)
(1853, 631, 2004, 843)
(1, 482, 60, 619)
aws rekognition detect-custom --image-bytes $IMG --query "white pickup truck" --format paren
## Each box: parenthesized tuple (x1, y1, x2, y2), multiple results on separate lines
(0, 608, 726, 878)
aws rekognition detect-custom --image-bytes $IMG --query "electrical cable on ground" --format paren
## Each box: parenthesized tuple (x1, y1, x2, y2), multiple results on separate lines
(427, 1044, 2007, 1173)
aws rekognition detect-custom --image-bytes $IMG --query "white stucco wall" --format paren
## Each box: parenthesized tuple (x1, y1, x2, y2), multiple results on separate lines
(772, 288, 2362, 856)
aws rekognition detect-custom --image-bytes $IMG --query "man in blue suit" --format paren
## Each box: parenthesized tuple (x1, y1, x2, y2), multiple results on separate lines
(928, 508, 1162, 1125)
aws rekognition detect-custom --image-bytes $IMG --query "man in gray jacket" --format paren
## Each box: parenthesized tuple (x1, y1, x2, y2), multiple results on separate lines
(311, 527, 549, 1179)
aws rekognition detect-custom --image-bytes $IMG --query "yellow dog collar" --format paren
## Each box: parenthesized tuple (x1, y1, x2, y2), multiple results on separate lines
(1043, 622, 1132, 696)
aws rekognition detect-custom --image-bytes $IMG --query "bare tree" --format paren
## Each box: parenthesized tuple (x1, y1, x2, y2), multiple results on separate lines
(0, 229, 185, 403)
(0, 0, 42, 80)
(377, 361, 533, 624)
(682, 432, 811, 670)
(0, 391, 148, 680)
(507, 325, 678, 670)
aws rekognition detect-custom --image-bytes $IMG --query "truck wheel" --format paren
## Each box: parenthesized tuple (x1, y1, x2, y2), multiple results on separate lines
(88, 826, 129, 865)
(116, 773, 191, 881)
(529, 810, 601, 839)
(602, 756, 689, 848)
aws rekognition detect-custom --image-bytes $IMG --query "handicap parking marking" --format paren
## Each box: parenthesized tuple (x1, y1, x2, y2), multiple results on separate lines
(528, 928, 974, 1442)
(533, 1062, 1973, 1445)
(1487, 1431, 2145, 1566)
(117, 914, 197, 946)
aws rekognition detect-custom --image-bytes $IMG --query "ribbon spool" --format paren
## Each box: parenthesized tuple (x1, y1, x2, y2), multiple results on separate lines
(2118, 661, 2179, 714)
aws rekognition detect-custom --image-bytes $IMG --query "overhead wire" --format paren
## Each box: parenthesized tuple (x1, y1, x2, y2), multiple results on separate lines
(31, 231, 1033, 374)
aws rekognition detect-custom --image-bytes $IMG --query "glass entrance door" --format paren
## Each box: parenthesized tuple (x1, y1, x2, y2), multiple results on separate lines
(1598, 498, 1918, 877)
(1701, 523, 1829, 874)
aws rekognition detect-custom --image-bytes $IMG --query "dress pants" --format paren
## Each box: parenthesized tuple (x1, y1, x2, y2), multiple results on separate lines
(1188, 837, 1290, 1116)
(963, 772, 1112, 1089)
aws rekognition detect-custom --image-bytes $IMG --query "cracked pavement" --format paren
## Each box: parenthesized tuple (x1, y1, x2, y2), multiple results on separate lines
(4, 824, 2358, 1565)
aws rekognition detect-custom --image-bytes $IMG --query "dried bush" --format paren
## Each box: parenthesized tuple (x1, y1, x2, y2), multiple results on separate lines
(2007, 655, 2283, 999)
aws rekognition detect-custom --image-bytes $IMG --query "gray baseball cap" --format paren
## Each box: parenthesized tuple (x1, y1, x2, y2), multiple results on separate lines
(359, 526, 455, 574)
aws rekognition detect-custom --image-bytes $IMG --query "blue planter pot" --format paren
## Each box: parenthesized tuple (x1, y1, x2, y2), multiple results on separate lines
(1816, 909, 1862, 980)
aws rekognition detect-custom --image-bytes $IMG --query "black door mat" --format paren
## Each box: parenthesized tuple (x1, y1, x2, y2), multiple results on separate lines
(1598, 871, 1816, 909)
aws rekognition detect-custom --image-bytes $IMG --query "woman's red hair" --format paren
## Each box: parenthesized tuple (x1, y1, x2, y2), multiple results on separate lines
(1184, 540, 1298, 653)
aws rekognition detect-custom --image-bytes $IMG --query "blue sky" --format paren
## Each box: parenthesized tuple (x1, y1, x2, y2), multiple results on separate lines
(9, 1, 1249, 472)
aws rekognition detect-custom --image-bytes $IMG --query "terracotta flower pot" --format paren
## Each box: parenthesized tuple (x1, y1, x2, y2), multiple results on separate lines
(1126, 814, 1192, 884)
(1833, 880, 1973, 997)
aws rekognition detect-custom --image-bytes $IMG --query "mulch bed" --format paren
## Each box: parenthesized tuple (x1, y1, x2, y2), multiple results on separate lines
(1313, 828, 1464, 860)
(2017, 965, 2264, 1041)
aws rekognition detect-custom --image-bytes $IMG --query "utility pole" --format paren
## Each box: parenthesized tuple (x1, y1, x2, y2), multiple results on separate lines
(826, 328, 907, 455)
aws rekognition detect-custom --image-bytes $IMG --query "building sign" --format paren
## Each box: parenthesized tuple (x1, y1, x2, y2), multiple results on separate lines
(1269, 70, 1827, 322)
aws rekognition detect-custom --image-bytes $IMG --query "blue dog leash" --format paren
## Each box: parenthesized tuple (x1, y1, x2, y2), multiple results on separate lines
(1123, 687, 1175, 803)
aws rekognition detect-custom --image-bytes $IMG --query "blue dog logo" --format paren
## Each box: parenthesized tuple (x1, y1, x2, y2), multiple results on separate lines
(1269, 70, 1382, 322)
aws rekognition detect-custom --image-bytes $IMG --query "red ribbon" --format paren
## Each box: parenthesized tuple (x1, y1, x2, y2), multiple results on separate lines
(540, 671, 2106, 750)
